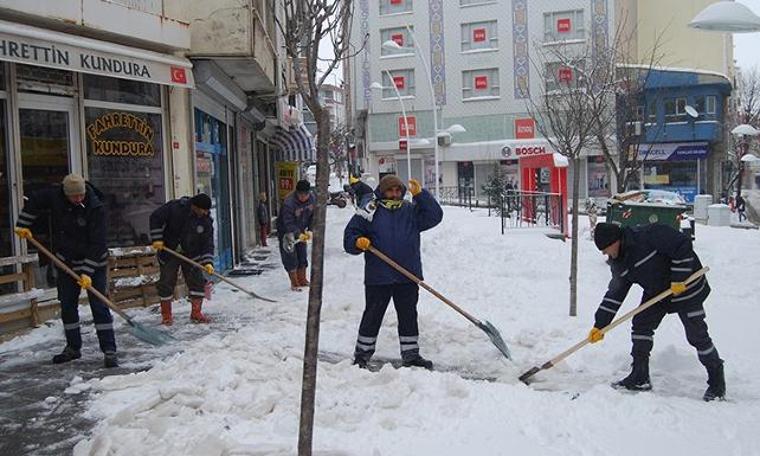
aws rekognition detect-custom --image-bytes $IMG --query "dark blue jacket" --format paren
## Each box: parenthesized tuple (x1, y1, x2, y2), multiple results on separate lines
(257, 201, 269, 226)
(344, 187, 443, 285)
(149, 197, 214, 266)
(16, 183, 108, 275)
(276, 191, 315, 235)
(594, 224, 709, 329)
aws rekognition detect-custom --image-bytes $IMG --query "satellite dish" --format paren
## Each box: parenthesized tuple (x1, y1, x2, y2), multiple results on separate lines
(685, 105, 699, 119)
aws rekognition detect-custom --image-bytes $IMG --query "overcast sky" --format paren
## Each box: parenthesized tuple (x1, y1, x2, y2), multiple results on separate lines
(734, 0, 760, 71)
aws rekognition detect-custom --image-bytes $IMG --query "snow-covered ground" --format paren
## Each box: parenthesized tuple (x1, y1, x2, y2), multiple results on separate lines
(4, 206, 759, 455)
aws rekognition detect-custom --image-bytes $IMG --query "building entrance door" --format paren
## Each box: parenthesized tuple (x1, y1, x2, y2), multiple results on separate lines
(17, 94, 79, 288)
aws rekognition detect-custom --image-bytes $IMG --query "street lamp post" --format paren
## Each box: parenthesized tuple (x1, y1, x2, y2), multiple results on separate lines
(731, 124, 760, 200)
(370, 71, 412, 180)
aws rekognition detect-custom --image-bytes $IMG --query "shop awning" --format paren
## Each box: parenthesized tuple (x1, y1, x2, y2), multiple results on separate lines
(0, 19, 194, 88)
(269, 124, 316, 162)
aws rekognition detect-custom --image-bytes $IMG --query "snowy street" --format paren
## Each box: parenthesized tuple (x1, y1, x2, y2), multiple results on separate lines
(2, 206, 759, 455)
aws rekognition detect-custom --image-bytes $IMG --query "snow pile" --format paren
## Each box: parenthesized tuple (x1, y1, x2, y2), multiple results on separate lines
(7, 206, 759, 455)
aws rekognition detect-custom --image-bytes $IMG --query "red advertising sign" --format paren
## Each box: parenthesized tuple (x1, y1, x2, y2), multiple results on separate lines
(558, 67, 573, 83)
(557, 18, 571, 33)
(475, 75, 489, 90)
(391, 33, 404, 46)
(390, 0, 402, 4)
(392, 75, 405, 89)
(398, 116, 417, 137)
(399, 139, 408, 150)
(473, 28, 487, 42)
(514, 118, 535, 139)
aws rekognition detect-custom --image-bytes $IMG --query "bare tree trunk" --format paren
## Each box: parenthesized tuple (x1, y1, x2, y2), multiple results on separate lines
(569, 156, 581, 317)
(298, 109, 331, 456)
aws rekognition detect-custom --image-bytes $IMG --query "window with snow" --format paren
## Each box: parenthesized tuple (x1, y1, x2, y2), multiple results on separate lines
(461, 21, 498, 52)
(462, 68, 500, 99)
(544, 10, 585, 43)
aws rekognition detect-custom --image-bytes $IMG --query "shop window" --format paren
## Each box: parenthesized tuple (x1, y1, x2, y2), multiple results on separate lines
(461, 21, 498, 52)
(382, 69, 415, 98)
(664, 97, 688, 122)
(380, 0, 412, 15)
(380, 26, 414, 56)
(544, 10, 585, 43)
(16, 64, 75, 96)
(462, 68, 500, 99)
(85, 107, 166, 246)
(84, 74, 161, 106)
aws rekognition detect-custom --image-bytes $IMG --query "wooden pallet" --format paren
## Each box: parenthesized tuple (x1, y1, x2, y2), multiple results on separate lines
(107, 248, 185, 309)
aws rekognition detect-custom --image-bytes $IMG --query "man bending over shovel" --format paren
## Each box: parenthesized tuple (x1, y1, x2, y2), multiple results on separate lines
(588, 222, 725, 401)
(344, 175, 443, 369)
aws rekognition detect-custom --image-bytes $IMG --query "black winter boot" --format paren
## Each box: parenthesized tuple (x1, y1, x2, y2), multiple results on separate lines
(612, 356, 652, 391)
(402, 354, 433, 370)
(104, 352, 119, 369)
(52, 346, 81, 364)
(353, 356, 369, 369)
(703, 361, 726, 402)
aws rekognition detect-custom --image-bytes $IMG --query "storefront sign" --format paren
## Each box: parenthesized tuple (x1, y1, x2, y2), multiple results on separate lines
(86, 111, 156, 157)
(391, 33, 405, 46)
(0, 24, 194, 88)
(473, 28, 487, 42)
(501, 144, 551, 158)
(557, 18, 572, 33)
(276, 161, 300, 203)
(638, 142, 709, 161)
(398, 116, 417, 137)
(392, 75, 405, 89)
(378, 155, 397, 174)
(475, 75, 488, 90)
(514, 118, 535, 139)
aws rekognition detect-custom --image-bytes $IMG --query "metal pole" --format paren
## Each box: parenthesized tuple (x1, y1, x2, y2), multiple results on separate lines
(406, 25, 439, 197)
(383, 69, 411, 181)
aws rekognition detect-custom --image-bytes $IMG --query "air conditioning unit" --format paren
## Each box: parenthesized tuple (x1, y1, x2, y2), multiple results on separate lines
(437, 133, 452, 147)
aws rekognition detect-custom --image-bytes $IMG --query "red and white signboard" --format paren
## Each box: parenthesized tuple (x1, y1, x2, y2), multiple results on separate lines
(557, 18, 571, 33)
(398, 116, 417, 137)
(392, 75, 405, 89)
(399, 139, 408, 150)
(390, 0, 402, 4)
(474, 75, 489, 90)
(473, 28, 487, 43)
(558, 67, 573, 83)
(391, 33, 404, 46)
(514, 118, 535, 139)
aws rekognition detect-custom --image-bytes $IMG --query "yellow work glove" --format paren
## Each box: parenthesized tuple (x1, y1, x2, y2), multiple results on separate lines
(14, 227, 32, 239)
(152, 240, 164, 251)
(408, 179, 422, 197)
(78, 274, 92, 289)
(299, 231, 312, 242)
(204, 264, 215, 275)
(355, 237, 371, 251)
(588, 327, 605, 344)
(670, 282, 687, 296)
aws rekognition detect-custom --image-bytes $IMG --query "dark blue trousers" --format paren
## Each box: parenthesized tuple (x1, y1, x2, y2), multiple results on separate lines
(58, 267, 116, 353)
(278, 232, 308, 272)
(354, 283, 420, 361)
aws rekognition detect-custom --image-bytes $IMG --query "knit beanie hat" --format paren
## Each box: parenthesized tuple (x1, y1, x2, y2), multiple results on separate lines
(62, 174, 86, 196)
(296, 180, 311, 193)
(190, 193, 212, 210)
(594, 223, 622, 250)
(378, 175, 404, 194)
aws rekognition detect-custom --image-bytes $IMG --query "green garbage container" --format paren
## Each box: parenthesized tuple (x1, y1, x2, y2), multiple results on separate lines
(606, 201, 687, 231)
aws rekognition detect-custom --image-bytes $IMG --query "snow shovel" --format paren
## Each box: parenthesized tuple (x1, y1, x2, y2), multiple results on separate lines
(518, 267, 709, 384)
(161, 246, 277, 303)
(22, 235, 174, 346)
(367, 245, 512, 361)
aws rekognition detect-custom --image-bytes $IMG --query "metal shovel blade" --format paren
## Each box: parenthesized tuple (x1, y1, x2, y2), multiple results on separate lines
(478, 320, 512, 361)
(127, 320, 175, 346)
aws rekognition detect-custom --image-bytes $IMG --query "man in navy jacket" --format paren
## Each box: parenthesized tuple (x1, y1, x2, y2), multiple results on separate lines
(588, 222, 725, 401)
(344, 175, 443, 369)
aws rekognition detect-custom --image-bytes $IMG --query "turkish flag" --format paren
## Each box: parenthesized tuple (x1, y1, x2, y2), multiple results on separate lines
(475, 75, 488, 90)
(171, 66, 187, 84)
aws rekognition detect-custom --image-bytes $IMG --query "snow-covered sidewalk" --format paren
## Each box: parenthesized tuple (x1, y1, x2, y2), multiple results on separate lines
(3, 206, 759, 455)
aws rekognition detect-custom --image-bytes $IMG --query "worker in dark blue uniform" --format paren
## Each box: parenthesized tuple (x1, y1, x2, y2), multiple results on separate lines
(150, 193, 214, 325)
(588, 222, 725, 401)
(344, 175, 443, 369)
(15, 174, 117, 368)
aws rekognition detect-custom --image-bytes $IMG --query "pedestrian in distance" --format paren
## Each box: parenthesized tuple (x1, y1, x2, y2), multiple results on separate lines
(257, 192, 270, 247)
(586, 199, 599, 238)
(588, 222, 726, 401)
(15, 174, 118, 368)
(150, 193, 215, 325)
(277, 179, 315, 291)
(735, 194, 747, 222)
(344, 175, 443, 370)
